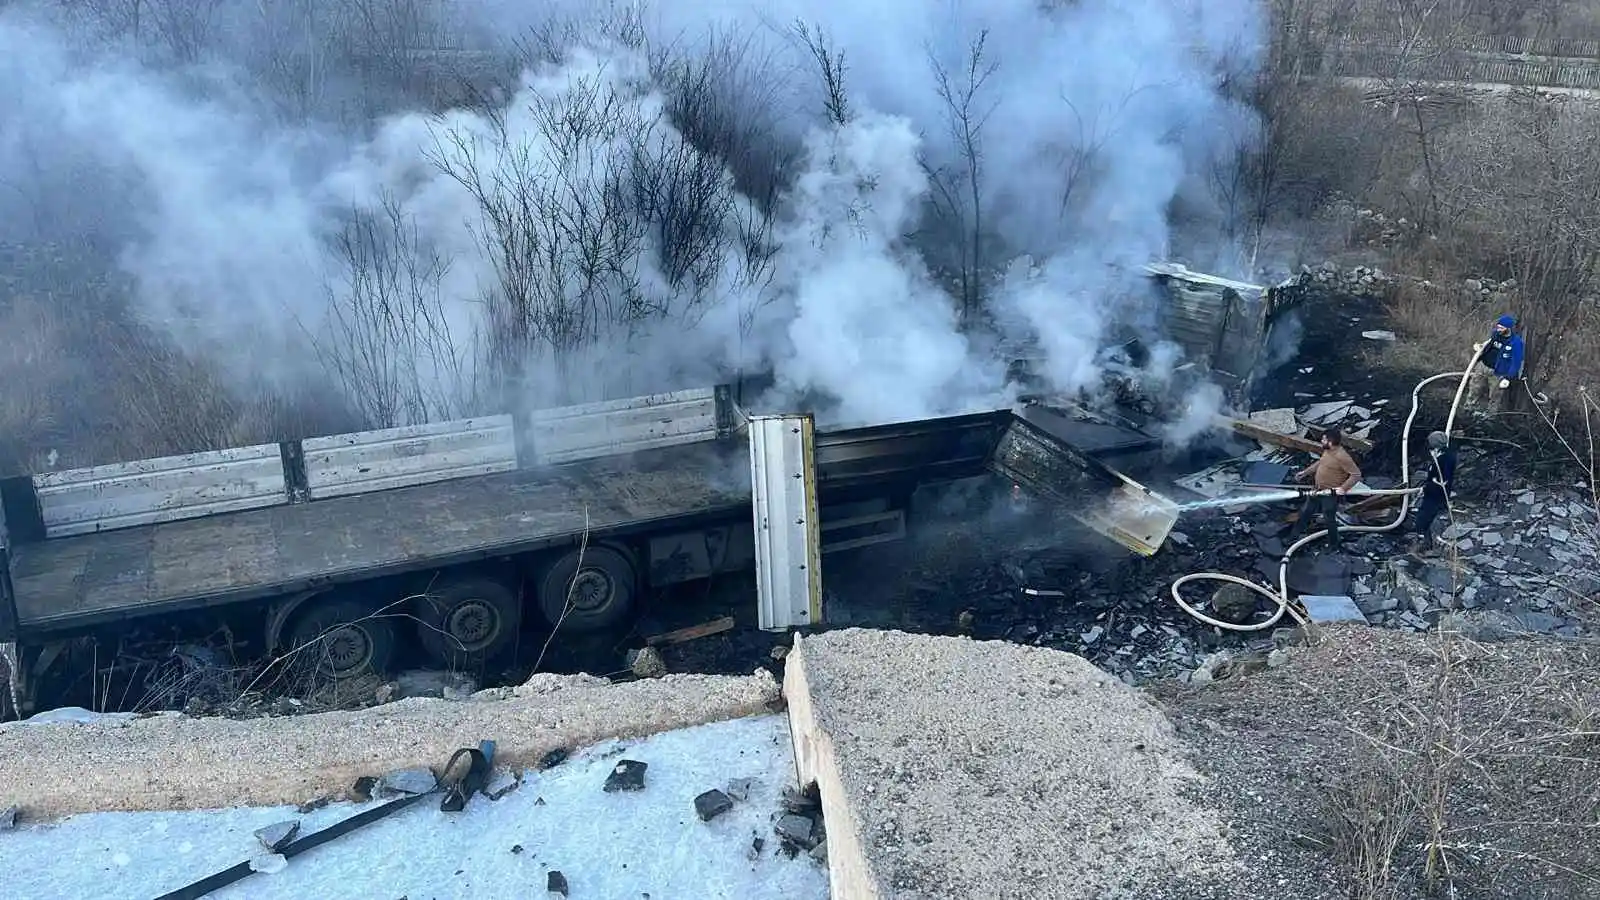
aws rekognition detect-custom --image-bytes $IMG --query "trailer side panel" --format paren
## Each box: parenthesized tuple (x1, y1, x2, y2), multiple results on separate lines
(8, 443, 750, 633)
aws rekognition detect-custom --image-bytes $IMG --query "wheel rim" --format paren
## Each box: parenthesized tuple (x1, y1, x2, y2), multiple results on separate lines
(568, 568, 614, 613)
(445, 599, 500, 651)
(320, 624, 373, 675)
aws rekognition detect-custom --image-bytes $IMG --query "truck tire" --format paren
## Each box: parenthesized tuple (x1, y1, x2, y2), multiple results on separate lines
(536, 544, 637, 633)
(285, 597, 397, 679)
(413, 576, 522, 667)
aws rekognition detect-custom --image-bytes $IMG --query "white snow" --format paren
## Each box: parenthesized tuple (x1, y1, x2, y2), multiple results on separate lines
(0, 715, 828, 900)
(18, 706, 141, 726)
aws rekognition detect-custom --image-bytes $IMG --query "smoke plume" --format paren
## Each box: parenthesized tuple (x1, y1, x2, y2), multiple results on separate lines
(0, 0, 1266, 454)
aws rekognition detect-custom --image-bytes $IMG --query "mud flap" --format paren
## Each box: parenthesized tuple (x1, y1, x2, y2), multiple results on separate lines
(987, 414, 1179, 557)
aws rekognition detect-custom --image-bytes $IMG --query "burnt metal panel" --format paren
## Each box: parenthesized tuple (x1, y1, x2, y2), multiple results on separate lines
(814, 411, 1012, 493)
(987, 415, 1178, 557)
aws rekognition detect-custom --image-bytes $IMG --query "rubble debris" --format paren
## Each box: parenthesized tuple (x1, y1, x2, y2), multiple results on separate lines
(0, 804, 17, 831)
(626, 647, 667, 679)
(254, 820, 300, 852)
(348, 776, 377, 802)
(775, 813, 818, 850)
(809, 840, 828, 864)
(602, 760, 648, 793)
(249, 853, 288, 875)
(725, 777, 756, 802)
(539, 748, 570, 771)
(394, 670, 479, 701)
(377, 767, 437, 797)
(780, 784, 821, 816)
(694, 789, 734, 821)
(1209, 584, 1260, 625)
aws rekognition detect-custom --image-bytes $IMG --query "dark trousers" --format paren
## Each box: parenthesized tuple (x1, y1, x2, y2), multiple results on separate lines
(1414, 487, 1447, 542)
(1292, 492, 1340, 546)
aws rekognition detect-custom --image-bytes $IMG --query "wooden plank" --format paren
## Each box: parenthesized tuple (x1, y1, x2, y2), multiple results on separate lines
(1217, 416, 1373, 455)
(1217, 416, 1322, 454)
(645, 616, 736, 647)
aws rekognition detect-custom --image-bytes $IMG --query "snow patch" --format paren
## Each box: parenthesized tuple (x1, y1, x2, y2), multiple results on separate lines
(0, 715, 825, 900)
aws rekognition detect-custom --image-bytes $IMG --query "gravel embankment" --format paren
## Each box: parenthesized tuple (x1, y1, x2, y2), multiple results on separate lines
(0, 671, 779, 818)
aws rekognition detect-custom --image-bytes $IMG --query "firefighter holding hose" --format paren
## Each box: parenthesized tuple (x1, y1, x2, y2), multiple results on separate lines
(1290, 427, 1362, 549)
(1471, 314, 1525, 413)
(1407, 430, 1457, 554)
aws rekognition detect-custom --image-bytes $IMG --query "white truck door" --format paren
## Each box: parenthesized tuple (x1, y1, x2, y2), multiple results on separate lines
(748, 415, 823, 631)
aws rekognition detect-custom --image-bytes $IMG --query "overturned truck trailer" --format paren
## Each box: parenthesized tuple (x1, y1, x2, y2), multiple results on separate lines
(0, 388, 1177, 716)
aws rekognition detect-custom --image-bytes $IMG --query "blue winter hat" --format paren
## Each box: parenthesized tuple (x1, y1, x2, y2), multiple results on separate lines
(1496, 314, 1515, 328)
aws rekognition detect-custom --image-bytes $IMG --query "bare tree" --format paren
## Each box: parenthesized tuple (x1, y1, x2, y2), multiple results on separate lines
(1372, 0, 1482, 231)
(923, 31, 998, 326)
(1435, 100, 1600, 388)
(792, 21, 851, 127)
(427, 45, 776, 404)
(315, 195, 474, 428)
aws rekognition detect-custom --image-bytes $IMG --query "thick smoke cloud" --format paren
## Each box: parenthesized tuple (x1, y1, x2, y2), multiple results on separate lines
(0, 0, 1265, 442)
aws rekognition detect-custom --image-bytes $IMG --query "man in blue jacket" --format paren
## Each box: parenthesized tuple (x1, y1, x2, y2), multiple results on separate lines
(1472, 314, 1525, 412)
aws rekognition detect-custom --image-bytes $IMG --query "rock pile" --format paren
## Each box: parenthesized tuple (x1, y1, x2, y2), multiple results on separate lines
(1298, 260, 1389, 297)
(1353, 488, 1600, 636)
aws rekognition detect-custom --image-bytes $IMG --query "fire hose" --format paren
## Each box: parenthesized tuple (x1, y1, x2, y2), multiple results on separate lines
(1168, 343, 1481, 632)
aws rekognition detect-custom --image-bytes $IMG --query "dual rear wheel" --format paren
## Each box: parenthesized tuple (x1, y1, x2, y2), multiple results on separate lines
(282, 544, 638, 678)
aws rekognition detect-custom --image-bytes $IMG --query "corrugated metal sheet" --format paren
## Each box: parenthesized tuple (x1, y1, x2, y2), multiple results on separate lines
(302, 415, 518, 500)
(32, 445, 288, 537)
(749, 415, 822, 631)
(525, 387, 720, 465)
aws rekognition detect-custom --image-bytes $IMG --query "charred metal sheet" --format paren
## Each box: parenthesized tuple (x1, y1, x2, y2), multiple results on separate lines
(988, 416, 1178, 557)
(814, 411, 1012, 493)
(1015, 404, 1161, 460)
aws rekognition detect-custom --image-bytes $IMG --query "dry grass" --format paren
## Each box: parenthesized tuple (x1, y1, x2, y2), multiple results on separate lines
(1385, 274, 1600, 402)
(1156, 626, 1600, 900)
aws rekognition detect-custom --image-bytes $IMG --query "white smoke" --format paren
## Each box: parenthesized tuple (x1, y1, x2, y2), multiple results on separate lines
(0, 0, 1267, 435)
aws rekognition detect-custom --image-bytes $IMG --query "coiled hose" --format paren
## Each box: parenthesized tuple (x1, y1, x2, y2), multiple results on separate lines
(1169, 344, 1481, 631)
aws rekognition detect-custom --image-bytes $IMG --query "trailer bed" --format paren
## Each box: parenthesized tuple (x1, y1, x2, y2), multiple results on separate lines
(9, 443, 750, 633)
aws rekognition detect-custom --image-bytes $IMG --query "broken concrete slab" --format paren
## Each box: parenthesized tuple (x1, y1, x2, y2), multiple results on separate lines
(783, 629, 1241, 900)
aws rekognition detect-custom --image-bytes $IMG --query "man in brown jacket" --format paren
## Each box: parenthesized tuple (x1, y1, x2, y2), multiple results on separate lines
(1289, 427, 1362, 548)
